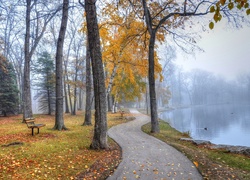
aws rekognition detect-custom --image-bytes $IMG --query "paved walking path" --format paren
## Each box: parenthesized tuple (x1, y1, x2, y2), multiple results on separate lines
(107, 109, 202, 180)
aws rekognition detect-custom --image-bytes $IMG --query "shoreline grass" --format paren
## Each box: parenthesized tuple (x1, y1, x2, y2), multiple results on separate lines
(142, 120, 250, 179)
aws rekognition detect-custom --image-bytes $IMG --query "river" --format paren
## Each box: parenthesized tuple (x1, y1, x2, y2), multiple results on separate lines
(159, 104, 250, 147)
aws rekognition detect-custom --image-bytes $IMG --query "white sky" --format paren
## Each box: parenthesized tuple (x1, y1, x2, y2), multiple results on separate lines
(175, 23, 250, 81)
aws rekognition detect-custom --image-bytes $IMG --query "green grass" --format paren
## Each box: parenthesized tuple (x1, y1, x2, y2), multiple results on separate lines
(207, 150, 250, 171)
(0, 111, 128, 180)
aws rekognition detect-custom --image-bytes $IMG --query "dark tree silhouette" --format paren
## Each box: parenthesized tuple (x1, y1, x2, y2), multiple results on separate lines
(0, 55, 19, 116)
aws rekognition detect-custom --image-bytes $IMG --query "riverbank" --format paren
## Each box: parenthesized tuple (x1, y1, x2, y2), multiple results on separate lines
(142, 120, 250, 179)
(180, 137, 250, 156)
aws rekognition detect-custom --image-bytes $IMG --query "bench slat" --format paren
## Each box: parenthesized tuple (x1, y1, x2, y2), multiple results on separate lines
(28, 124, 45, 128)
(24, 118, 45, 136)
(25, 119, 35, 122)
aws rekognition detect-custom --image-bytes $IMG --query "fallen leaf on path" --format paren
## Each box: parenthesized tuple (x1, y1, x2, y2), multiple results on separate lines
(193, 161, 199, 167)
(153, 168, 159, 174)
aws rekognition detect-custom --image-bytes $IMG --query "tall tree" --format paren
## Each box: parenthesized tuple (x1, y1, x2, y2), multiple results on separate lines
(53, 0, 69, 130)
(33, 51, 55, 115)
(79, 5, 93, 125)
(84, 0, 108, 149)
(23, 0, 61, 119)
(23, 0, 33, 119)
(0, 55, 19, 117)
(121, 0, 249, 133)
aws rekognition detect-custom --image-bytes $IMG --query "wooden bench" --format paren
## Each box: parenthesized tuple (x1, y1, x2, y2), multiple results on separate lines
(24, 118, 46, 136)
(120, 110, 125, 119)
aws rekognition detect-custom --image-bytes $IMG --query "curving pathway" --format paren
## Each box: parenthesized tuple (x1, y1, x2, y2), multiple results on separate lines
(107, 109, 202, 180)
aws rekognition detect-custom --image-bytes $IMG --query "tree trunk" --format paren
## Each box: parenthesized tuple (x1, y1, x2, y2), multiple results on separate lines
(23, 0, 33, 120)
(148, 32, 159, 133)
(45, 73, 52, 115)
(78, 87, 83, 110)
(142, 0, 159, 133)
(106, 64, 118, 97)
(54, 0, 69, 130)
(83, 41, 92, 125)
(106, 64, 118, 112)
(72, 53, 79, 115)
(63, 59, 70, 113)
(145, 78, 149, 115)
(85, 0, 108, 149)
(112, 94, 118, 113)
(47, 88, 51, 115)
(67, 77, 73, 113)
(107, 93, 112, 112)
(72, 82, 77, 115)
(63, 26, 75, 114)
(63, 75, 70, 113)
(23, 0, 58, 120)
(3, 111, 7, 117)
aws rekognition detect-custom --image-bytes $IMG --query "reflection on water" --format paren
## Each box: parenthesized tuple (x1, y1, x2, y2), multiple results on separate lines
(159, 104, 250, 147)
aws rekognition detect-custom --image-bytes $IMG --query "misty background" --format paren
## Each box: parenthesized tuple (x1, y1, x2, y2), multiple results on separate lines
(154, 23, 250, 147)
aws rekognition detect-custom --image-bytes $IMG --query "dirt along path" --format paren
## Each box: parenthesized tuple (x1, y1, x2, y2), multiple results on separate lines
(107, 109, 202, 180)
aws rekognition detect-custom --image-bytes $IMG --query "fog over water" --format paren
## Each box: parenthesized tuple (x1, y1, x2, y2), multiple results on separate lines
(159, 104, 250, 147)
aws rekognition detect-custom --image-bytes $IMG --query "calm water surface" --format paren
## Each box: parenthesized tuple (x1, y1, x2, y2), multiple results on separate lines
(159, 104, 250, 147)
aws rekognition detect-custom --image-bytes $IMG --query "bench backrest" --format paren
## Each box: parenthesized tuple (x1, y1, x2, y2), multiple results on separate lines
(24, 118, 35, 128)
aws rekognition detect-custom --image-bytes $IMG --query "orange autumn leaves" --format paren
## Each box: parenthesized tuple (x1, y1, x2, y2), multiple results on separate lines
(0, 113, 122, 179)
(99, 3, 163, 102)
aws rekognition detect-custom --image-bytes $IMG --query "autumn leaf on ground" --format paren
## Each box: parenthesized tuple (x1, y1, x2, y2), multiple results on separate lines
(193, 161, 199, 167)
(153, 168, 159, 174)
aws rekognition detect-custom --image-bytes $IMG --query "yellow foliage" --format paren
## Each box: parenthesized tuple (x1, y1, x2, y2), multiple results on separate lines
(99, 3, 163, 101)
(79, 1, 163, 102)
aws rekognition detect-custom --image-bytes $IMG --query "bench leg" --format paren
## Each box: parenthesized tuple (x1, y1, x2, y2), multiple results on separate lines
(32, 128, 34, 136)
(37, 128, 40, 134)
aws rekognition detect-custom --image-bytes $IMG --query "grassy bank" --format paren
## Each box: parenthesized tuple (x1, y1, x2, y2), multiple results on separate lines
(142, 120, 250, 179)
(0, 111, 129, 180)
